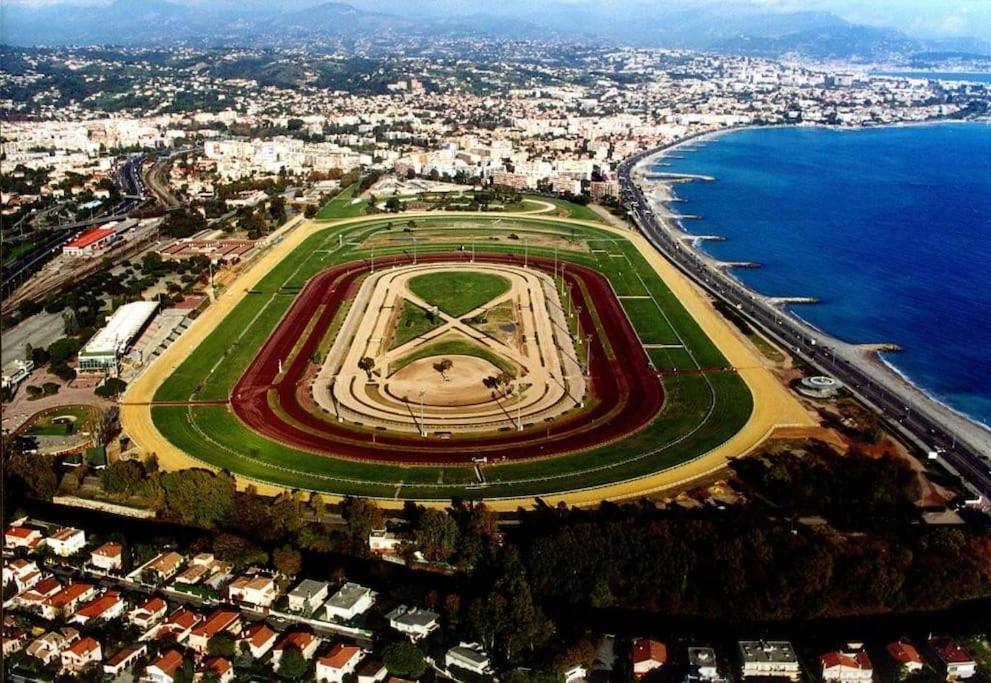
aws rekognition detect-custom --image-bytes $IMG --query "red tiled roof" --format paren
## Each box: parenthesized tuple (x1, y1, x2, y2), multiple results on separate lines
(932, 639, 974, 664)
(137, 597, 167, 613)
(92, 542, 123, 557)
(191, 609, 239, 638)
(66, 637, 100, 657)
(150, 649, 184, 676)
(320, 643, 362, 669)
(243, 623, 277, 648)
(32, 577, 62, 595)
(202, 657, 232, 676)
(75, 592, 121, 619)
(821, 651, 872, 671)
(5, 526, 40, 539)
(887, 641, 923, 665)
(66, 228, 114, 249)
(632, 638, 667, 665)
(276, 631, 314, 651)
(48, 583, 93, 608)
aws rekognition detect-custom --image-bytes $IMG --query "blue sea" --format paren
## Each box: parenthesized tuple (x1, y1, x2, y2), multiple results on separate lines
(659, 123, 991, 427)
(876, 71, 991, 84)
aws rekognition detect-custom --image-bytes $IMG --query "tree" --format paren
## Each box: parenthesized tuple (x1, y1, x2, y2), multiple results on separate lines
(100, 459, 144, 495)
(341, 497, 384, 554)
(278, 647, 309, 680)
(207, 634, 236, 658)
(5, 446, 59, 500)
(433, 358, 453, 381)
(95, 377, 127, 399)
(159, 469, 236, 528)
(357, 356, 375, 380)
(42, 382, 60, 396)
(304, 205, 317, 218)
(414, 508, 459, 562)
(385, 196, 402, 212)
(273, 544, 303, 576)
(270, 196, 287, 224)
(383, 641, 427, 679)
(47, 337, 82, 364)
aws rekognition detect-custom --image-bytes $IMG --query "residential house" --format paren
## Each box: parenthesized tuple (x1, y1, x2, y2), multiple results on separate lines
(175, 553, 229, 585)
(385, 605, 440, 641)
(15, 575, 62, 611)
(239, 622, 278, 659)
(564, 663, 588, 683)
(930, 638, 977, 680)
(272, 631, 320, 671)
(3, 558, 42, 592)
(4, 525, 44, 550)
(228, 574, 278, 608)
(90, 542, 124, 571)
(369, 529, 403, 554)
(196, 656, 235, 683)
(104, 643, 148, 676)
(129, 596, 169, 629)
(739, 641, 801, 681)
(445, 642, 493, 675)
(317, 643, 365, 683)
(820, 648, 873, 683)
(687, 646, 724, 683)
(41, 582, 96, 620)
(325, 582, 375, 621)
(60, 636, 102, 674)
(47, 527, 86, 557)
(26, 628, 80, 665)
(887, 640, 924, 675)
(2, 624, 28, 657)
(357, 659, 389, 683)
(142, 552, 184, 583)
(142, 608, 202, 643)
(71, 591, 126, 624)
(188, 609, 242, 653)
(288, 579, 330, 613)
(144, 649, 185, 683)
(632, 638, 667, 678)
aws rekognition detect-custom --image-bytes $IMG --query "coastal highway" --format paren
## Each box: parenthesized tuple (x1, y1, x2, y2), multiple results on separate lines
(618, 140, 991, 505)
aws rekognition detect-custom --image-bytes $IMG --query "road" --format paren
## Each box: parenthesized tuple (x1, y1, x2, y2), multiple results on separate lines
(618, 139, 991, 504)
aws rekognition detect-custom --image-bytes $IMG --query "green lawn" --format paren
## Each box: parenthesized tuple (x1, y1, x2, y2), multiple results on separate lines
(407, 271, 510, 317)
(315, 183, 368, 220)
(146, 214, 754, 499)
(527, 195, 604, 223)
(26, 406, 95, 436)
(389, 299, 444, 350)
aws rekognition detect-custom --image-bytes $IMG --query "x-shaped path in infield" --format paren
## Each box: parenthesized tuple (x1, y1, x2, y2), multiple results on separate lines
(378, 285, 531, 371)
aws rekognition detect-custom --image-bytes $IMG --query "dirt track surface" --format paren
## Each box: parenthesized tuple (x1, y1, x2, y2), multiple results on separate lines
(230, 253, 665, 464)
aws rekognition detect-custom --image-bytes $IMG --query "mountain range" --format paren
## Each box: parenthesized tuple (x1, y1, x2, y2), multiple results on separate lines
(2, 0, 988, 61)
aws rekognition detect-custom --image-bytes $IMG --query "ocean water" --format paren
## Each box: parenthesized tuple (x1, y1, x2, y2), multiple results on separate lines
(876, 71, 991, 84)
(659, 123, 991, 427)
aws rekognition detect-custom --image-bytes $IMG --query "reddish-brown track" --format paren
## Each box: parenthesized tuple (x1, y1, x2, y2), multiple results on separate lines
(230, 253, 664, 464)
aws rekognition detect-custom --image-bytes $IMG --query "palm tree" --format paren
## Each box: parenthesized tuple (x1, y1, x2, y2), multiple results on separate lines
(433, 358, 453, 381)
(357, 356, 375, 380)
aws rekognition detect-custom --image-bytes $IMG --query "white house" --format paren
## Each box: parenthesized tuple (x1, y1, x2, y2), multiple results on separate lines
(272, 632, 320, 671)
(47, 527, 86, 557)
(316, 643, 364, 683)
(71, 591, 126, 625)
(368, 529, 403, 554)
(385, 605, 440, 641)
(930, 638, 977, 680)
(143, 649, 184, 683)
(287, 579, 329, 613)
(5, 525, 45, 550)
(104, 644, 147, 677)
(90, 542, 124, 571)
(886, 641, 924, 675)
(238, 623, 278, 659)
(445, 642, 493, 675)
(187, 609, 241, 653)
(3, 559, 42, 592)
(60, 637, 102, 674)
(196, 656, 235, 683)
(324, 582, 375, 621)
(26, 628, 79, 665)
(820, 649, 873, 683)
(228, 574, 278, 608)
(739, 641, 801, 681)
(129, 597, 168, 629)
(687, 646, 723, 682)
(357, 659, 389, 683)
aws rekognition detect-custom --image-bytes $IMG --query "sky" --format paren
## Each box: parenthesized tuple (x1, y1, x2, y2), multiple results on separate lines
(7, 0, 991, 41)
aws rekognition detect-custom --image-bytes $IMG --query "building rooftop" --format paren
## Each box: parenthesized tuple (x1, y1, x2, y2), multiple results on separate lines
(326, 582, 371, 610)
(82, 300, 159, 356)
(739, 641, 798, 664)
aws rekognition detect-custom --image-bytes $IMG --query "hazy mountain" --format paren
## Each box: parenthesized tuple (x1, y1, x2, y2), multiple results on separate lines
(1, 0, 987, 60)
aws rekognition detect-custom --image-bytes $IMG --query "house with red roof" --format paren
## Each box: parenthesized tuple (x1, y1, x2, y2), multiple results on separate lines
(238, 622, 278, 659)
(272, 631, 320, 672)
(4, 525, 44, 550)
(3, 558, 42, 592)
(71, 591, 126, 624)
(40, 582, 97, 620)
(144, 649, 185, 683)
(47, 527, 86, 557)
(188, 609, 242, 653)
(15, 575, 62, 610)
(60, 636, 102, 674)
(887, 640, 924, 674)
(930, 638, 977, 680)
(196, 656, 234, 683)
(90, 542, 124, 571)
(317, 642, 365, 683)
(103, 643, 148, 677)
(140, 608, 202, 643)
(632, 638, 668, 678)
(820, 648, 873, 682)
(129, 596, 168, 629)
(357, 659, 389, 683)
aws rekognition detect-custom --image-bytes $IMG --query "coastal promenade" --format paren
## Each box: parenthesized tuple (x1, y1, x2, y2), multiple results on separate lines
(618, 134, 991, 505)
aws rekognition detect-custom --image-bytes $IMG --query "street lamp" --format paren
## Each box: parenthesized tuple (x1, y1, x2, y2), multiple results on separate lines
(418, 389, 426, 437)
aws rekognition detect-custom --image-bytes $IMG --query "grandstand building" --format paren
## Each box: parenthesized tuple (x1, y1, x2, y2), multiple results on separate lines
(78, 301, 159, 376)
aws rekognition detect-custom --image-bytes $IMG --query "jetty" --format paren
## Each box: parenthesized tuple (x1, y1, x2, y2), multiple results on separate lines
(716, 261, 761, 270)
(859, 342, 903, 353)
(643, 172, 716, 182)
(669, 213, 700, 220)
(679, 234, 725, 242)
(767, 296, 820, 305)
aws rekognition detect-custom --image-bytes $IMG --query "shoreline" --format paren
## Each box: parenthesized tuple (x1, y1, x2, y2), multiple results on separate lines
(634, 121, 991, 444)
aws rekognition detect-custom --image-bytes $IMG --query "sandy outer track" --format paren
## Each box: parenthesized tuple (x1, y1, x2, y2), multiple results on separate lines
(121, 212, 816, 510)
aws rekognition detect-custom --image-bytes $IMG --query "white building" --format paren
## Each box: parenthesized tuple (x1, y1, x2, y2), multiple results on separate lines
(227, 574, 278, 608)
(739, 641, 801, 681)
(316, 643, 364, 683)
(445, 643, 493, 675)
(78, 301, 159, 375)
(820, 649, 873, 683)
(90, 542, 124, 571)
(46, 527, 86, 557)
(287, 579, 329, 613)
(324, 582, 375, 622)
(368, 529, 403, 554)
(385, 605, 440, 641)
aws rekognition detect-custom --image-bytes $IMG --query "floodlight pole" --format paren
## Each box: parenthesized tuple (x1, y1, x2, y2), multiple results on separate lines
(517, 385, 523, 431)
(418, 389, 426, 437)
(576, 306, 582, 343)
(567, 283, 574, 318)
(585, 334, 592, 377)
(371, 248, 375, 273)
